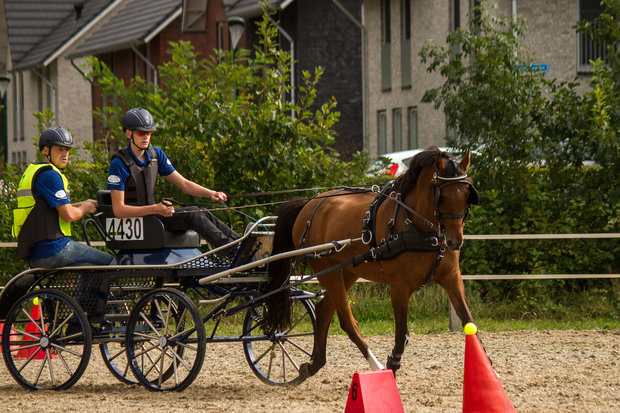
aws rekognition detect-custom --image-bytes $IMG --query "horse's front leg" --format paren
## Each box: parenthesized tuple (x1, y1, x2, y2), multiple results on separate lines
(438, 270, 474, 327)
(387, 285, 411, 375)
(331, 269, 384, 371)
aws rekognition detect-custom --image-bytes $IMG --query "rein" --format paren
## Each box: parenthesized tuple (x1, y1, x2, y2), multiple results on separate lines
(163, 186, 371, 214)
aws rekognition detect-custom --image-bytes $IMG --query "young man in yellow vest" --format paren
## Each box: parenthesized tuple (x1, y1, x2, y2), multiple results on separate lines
(12, 127, 113, 268)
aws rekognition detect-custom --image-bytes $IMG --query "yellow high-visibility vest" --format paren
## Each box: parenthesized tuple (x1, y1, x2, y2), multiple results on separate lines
(12, 163, 72, 238)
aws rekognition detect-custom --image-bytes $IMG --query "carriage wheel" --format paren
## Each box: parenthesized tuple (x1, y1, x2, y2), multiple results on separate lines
(98, 316, 138, 386)
(1, 289, 92, 390)
(98, 298, 138, 385)
(100, 339, 137, 385)
(103, 325, 187, 386)
(125, 288, 206, 391)
(243, 294, 316, 386)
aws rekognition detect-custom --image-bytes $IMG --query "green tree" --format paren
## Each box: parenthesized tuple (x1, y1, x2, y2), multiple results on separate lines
(419, 0, 618, 306)
(85, 13, 369, 228)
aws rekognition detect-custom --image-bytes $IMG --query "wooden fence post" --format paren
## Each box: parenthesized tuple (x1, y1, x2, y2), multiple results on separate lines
(449, 302, 460, 331)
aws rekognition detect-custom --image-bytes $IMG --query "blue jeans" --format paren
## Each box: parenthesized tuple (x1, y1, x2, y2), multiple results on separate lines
(29, 240, 113, 268)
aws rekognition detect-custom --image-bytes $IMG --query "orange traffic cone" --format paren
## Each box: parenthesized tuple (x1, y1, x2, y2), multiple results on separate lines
(463, 323, 516, 413)
(0, 320, 4, 354)
(0, 322, 21, 355)
(344, 370, 405, 413)
(16, 297, 47, 360)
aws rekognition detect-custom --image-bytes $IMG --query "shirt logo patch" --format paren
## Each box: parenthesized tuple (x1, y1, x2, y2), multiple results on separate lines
(108, 175, 121, 184)
(54, 189, 68, 199)
(166, 159, 172, 166)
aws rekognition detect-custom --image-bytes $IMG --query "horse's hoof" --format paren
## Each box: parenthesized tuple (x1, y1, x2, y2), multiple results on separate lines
(386, 355, 401, 375)
(285, 363, 311, 387)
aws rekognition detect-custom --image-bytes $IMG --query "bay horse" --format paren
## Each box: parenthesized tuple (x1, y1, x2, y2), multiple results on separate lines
(264, 146, 479, 384)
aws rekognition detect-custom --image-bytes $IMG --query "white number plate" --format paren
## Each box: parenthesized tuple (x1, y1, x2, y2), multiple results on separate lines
(106, 217, 144, 241)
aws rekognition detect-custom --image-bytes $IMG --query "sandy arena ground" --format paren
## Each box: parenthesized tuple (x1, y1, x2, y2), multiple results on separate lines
(0, 329, 618, 412)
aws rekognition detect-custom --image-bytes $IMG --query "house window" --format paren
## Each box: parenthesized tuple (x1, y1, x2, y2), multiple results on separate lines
(578, 0, 608, 72)
(408, 106, 418, 149)
(470, 0, 481, 28)
(381, 0, 392, 91)
(11, 151, 15, 164)
(451, 0, 460, 30)
(12, 73, 16, 142)
(400, 0, 411, 88)
(377, 110, 387, 154)
(22, 151, 27, 163)
(446, 113, 457, 141)
(393, 108, 402, 151)
(19, 72, 24, 142)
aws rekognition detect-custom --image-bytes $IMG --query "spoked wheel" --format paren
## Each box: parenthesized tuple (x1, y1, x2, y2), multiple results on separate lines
(243, 294, 316, 386)
(100, 338, 137, 385)
(99, 299, 137, 385)
(99, 318, 137, 385)
(125, 288, 206, 391)
(1, 289, 92, 390)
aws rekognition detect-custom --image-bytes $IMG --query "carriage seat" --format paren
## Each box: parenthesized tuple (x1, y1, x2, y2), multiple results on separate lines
(96, 190, 200, 250)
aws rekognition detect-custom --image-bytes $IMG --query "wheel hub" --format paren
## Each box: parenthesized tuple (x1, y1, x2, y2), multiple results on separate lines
(39, 336, 50, 348)
(158, 336, 168, 347)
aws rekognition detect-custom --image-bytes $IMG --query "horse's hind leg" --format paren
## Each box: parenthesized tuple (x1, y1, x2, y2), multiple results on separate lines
(387, 285, 411, 375)
(302, 292, 337, 377)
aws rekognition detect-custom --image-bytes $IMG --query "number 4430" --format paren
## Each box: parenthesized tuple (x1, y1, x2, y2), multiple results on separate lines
(105, 217, 144, 241)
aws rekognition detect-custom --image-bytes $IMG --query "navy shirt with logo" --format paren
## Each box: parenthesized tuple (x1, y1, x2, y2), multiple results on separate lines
(29, 167, 71, 260)
(107, 145, 175, 195)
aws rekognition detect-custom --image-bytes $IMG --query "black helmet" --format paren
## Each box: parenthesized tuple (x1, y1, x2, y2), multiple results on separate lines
(39, 127, 75, 150)
(122, 108, 156, 132)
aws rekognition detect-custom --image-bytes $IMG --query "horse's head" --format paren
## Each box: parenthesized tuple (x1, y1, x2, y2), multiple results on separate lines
(399, 147, 478, 251)
(431, 150, 478, 250)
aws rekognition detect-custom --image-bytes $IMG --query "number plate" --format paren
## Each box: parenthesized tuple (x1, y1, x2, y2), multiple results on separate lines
(106, 217, 144, 241)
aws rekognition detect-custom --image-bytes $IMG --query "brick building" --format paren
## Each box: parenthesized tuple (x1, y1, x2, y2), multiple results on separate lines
(363, 0, 608, 159)
(225, 0, 364, 159)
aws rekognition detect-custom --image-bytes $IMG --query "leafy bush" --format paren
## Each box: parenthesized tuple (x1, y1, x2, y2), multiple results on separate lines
(84, 14, 370, 231)
(420, 0, 619, 307)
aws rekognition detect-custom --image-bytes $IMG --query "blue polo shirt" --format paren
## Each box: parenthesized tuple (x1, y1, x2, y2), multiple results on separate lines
(29, 167, 71, 260)
(106, 145, 175, 198)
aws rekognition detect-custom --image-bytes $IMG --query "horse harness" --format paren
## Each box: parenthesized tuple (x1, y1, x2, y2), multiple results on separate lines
(297, 172, 478, 288)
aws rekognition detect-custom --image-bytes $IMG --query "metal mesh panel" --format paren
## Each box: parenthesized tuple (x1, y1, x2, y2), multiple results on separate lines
(175, 253, 230, 269)
(39, 270, 157, 319)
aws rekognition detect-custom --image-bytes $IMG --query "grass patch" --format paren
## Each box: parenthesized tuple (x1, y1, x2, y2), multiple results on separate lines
(327, 280, 620, 335)
(190, 279, 619, 336)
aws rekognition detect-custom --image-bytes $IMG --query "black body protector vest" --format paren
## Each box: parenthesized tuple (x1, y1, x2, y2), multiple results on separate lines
(112, 146, 158, 206)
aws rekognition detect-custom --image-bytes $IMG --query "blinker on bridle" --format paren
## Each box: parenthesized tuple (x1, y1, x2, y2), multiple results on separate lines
(431, 171, 479, 222)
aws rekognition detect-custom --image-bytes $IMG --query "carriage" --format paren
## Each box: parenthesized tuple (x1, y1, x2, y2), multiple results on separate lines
(0, 147, 479, 392)
(0, 190, 324, 391)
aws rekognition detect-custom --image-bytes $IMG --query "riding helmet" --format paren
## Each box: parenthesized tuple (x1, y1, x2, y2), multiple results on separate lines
(39, 127, 75, 150)
(122, 108, 156, 132)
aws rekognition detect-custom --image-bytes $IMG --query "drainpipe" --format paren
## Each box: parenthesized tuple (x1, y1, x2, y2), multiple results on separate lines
(34, 68, 57, 119)
(268, 16, 295, 118)
(132, 44, 158, 84)
(331, 0, 367, 150)
(70, 59, 92, 84)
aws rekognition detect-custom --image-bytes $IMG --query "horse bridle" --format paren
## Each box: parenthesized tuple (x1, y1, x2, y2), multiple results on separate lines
(431, 171, 479, 224)
(367, 170, 478, 240)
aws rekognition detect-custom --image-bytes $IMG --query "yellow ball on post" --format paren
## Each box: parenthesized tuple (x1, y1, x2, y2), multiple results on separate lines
(463, 323, 477, 335)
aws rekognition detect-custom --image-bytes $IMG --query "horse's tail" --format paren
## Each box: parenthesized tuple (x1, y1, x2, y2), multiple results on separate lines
(264, 198, 307, 334)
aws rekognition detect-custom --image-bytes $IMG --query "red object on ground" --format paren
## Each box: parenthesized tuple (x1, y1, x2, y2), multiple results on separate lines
(15, 301, 47, 360)
(463, 334, 516, 412)
(344, 370, 405, 413)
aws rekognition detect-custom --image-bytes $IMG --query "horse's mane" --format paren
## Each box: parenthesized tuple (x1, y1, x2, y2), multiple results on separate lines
(394, 146, 463, 195)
